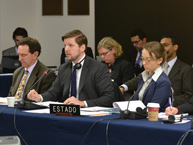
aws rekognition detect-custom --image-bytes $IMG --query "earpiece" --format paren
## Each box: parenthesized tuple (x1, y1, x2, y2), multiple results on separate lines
(73, 56, 86, 69)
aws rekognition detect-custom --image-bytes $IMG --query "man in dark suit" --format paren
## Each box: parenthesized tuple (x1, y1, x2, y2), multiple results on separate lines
(0, 27, 28, 73)
(27, 30, 115, 107)
(128, 29, 146, 76)
(8, 37, 56, 101)
(121, 35, 193, 107)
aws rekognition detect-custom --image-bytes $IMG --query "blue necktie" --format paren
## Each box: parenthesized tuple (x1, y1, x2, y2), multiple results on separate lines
(71, 66, 77, 97)
(136, 50, 142, 68)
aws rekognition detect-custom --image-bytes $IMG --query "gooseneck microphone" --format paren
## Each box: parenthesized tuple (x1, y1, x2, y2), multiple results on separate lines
(120, 72, 155, 119)
(17, 69, 50, 109)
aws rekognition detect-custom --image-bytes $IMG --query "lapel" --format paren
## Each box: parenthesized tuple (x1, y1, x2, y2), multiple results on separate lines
(142, 80, 154, 100)
(168, 59, 180, 80)
(62, 62, 72, 99)
(79, 57, 89, 93)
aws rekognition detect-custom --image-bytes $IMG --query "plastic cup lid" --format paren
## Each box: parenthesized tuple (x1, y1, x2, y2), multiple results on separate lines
(147, 103, 160, 108)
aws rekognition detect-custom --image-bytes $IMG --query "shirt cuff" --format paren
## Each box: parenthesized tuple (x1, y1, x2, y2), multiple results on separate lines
(121, 84, 128, 92)
(39, 95, 43, 102)
(84, 101, 88, 107)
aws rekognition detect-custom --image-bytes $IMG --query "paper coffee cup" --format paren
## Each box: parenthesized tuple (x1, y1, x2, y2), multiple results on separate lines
(7, 97, 15, 107)
(147, 103, 160, 121)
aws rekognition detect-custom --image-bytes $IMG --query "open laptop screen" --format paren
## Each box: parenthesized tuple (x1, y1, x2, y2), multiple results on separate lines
(1, 55, 21, 73)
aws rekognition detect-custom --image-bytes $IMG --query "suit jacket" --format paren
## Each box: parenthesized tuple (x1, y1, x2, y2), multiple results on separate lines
(60, 47, 94, 64)
(132, 72, 171, 112)
(105, 58, 134, 86)
(8, 60, 56, 101)
(124, 59, 193, 107)
(128, 47, 144, 76)
(42, 56, 115, 107)
(177, 95, 193, 115)
(168, 59, 193, 106)
(2, 46, 17, 56)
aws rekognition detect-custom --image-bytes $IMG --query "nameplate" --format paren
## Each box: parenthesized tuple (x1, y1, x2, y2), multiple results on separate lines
(50, 104, 80, 116)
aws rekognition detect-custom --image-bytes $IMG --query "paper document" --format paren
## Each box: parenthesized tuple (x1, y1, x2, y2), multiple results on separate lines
(33, 101, 63, 107)
(81, 111, 111, 116)
(0, 97, 7, 105)
(81, 106, 114, 112)
(113, 100, 146, 111)
(158, 112, 188, 119)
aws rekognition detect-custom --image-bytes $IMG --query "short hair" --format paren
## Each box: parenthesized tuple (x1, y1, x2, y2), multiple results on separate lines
(61, 30, 88, 47)
(142, 41, 166, 66)
(12, 27, 28, 40)
(97, 37, 123, 58)
(161, 35, 178, 45)
(18, 37, 41, 56)
(130, 29, 146, 40)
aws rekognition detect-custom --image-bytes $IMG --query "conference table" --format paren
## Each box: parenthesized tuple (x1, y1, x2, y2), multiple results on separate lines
(0, 105, 193, 145)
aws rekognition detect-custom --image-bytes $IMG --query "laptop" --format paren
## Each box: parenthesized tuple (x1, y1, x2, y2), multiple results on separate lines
(1, 55, 21, 73)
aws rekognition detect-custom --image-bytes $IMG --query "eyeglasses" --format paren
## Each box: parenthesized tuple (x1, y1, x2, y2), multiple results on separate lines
(131, 40, 141, 45)
(140, 57, 155, 63)
(162, 43, 173, 47)
(99, 50, 110, 56)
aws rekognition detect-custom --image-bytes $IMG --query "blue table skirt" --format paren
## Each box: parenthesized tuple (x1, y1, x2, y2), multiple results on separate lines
(0, 105, 193, 145)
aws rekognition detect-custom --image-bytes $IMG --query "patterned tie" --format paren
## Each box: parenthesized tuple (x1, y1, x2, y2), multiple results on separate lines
(164, 63, 169, 74)
(136, 50, 142, 68)
(15, 69, 28, 99)
(71, 66, 77, 97)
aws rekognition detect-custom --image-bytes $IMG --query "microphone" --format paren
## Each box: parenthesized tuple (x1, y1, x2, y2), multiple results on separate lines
(17, 69, 50, 109)
(120, 72, 155, 119)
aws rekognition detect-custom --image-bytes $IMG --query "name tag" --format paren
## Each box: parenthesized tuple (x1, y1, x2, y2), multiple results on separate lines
(50, 104, 80, 116)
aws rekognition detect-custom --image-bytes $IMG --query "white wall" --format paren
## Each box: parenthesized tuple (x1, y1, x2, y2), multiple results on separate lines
(0, 0, 95, 67)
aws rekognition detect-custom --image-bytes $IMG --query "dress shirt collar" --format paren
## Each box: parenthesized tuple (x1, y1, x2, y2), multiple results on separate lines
(167, 56, 177, 69)
(142, 66, 163, 82)
(25, 60, 38, 75)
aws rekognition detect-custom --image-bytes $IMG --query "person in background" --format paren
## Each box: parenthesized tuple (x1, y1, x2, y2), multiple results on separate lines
(8, 37, 56, 101)
(121, 35, 193, 107)
(97, 37, 134, 86)
(0, 27, 28, 73)
(27, 30, 115, 107)
(128, 29, 147, 76)
(131, 41, 171, 112)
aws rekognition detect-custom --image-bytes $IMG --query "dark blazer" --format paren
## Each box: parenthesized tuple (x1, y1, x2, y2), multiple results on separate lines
(60, 47, 94, 64)
(177, 96, 193, 115)
(128, 48, 144, 76)
(124, 59, 193, 107)
(132, 72, 171, 112)
(42, 56, 115, 107)
(8, 60, 56, 101)
(168, 59, 193, 106)
(105, 58, 134, 86)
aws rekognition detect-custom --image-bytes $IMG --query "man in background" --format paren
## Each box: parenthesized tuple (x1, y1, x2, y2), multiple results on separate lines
(128, 29, 146, 76)
(0, 27, 28, 73)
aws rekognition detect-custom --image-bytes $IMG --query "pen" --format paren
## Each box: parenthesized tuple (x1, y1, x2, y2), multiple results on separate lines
(169, 97, 173, 115)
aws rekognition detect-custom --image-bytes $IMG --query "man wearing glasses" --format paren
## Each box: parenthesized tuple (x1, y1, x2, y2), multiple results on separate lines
(120, 35, 193, 107)
(128, 29, 147, 76)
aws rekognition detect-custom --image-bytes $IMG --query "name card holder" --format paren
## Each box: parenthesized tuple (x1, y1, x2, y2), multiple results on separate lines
(50, 104, 80, 116)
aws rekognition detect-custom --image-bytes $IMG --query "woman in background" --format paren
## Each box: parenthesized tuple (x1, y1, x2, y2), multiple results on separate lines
(97, 37, 134, 86)
(132, 41, 171, 112)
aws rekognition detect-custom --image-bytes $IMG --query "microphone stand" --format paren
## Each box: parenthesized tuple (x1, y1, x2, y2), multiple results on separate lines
(17, 69, 50, 110)
(120, 72, 155, 119)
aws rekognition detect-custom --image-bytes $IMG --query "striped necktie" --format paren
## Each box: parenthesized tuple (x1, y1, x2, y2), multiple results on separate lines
(15, 69, 28, 99)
